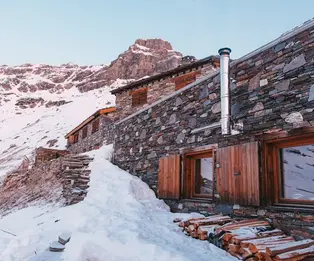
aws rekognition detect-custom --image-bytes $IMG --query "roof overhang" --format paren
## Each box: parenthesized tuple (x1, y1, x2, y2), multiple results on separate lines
(65, 107, 116, 138)
(111, 55, 220, 95)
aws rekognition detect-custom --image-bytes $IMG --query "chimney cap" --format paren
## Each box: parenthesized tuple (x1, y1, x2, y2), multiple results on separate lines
(218, 47, 232, 55)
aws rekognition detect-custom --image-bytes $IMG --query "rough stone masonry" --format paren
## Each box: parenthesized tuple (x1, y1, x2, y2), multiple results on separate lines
(114, 24, 314, 193)
(113, 21, 314, 239)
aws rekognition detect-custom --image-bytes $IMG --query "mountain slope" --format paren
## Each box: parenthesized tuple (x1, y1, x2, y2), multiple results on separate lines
(0, 39, 183, 177)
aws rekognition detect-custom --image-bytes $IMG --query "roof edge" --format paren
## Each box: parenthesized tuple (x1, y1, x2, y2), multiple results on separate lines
(65, 107, 116, 138)
(111, 55, 219, 94)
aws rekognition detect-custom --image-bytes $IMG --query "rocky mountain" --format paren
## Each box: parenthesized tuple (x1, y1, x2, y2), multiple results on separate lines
(0, 39, 183, 177)
(0, 38, 182, 95)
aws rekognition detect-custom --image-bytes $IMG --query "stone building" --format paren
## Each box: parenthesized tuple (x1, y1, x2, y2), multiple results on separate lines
(111, 56, 220, 120)
(65, 107, 116, 153)
(113, 19, 314, 238)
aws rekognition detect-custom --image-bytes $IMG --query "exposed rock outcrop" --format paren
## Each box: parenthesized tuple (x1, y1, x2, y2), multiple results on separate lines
(0, 38, 183, 94)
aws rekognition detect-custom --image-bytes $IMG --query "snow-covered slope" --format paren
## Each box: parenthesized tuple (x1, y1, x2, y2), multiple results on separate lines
(0, 146, 235, 261)
(0, 86, 116, 177)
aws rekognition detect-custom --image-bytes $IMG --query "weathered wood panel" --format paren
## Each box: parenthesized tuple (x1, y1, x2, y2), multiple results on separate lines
(216, 142, 260, 206)
(158, 154, 180, 199)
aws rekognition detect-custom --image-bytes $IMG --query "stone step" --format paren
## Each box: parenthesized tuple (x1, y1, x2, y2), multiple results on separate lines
(49, 241, 65, 252)
(58, 232, 71, 245)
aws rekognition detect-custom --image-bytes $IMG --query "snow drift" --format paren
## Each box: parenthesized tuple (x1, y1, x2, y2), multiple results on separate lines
(0, 145, 235, 261)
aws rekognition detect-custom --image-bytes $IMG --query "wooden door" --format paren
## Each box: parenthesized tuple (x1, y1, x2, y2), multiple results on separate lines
(216, 141, 260, 206)
(158, 154, 181, 199)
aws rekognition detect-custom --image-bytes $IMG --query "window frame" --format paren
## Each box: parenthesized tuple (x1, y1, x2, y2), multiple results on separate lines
(91, 118, 100, 134)
(264, 134, 314, 207)
(82, 126, 88, 139)
(183, 149, 214, 199)
(73, 133, 79, 144)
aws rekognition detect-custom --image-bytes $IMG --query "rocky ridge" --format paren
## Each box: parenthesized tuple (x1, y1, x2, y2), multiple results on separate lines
(0, 38, 182, 96)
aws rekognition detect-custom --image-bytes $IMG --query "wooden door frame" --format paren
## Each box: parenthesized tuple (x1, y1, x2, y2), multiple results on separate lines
(183, 148, 215, 199)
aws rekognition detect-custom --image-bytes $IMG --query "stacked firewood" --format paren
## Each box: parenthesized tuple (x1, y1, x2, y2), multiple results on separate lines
(176, 216, 314, 260)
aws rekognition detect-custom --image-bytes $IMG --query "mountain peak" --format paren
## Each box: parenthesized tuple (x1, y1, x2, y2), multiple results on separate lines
(134, 38, 173, 51)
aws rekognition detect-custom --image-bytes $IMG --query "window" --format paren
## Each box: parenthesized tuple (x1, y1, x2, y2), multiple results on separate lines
(73, 133, 79, 144)
(131, 88, 147, 107)
(184, 149, 214, 198)
(265, 134, 314, 206)
(194, 158, 213, 196)
(82, 126, 88, 139)
(92, 118, 100, 133)
(174, 71, 199, 90)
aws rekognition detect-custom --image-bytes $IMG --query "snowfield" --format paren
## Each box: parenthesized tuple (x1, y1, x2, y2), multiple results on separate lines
(0, 145, 235, 261)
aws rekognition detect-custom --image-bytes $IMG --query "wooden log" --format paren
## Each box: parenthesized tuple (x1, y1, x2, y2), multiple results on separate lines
(246, 258, 259, 261)
(216, 220, 270, 233)
(179, 217, 206, 227)
(274, 245, 314, 261)
(187, 224, 195, 233)
(249, 238, 296, 254)
(266, 239, 314, 257)
(228, 243, 241, 253)
(227, 251, 243, 260)
(191, 216, 232, 228)
(197, 224, 220, 238)
(242, 247, 254, 259)
(231, 229, 285, 244)
(241, 235, 293, 248)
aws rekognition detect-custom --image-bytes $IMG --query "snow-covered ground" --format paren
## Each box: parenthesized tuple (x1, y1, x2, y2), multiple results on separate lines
(0, 145, 235, 261)
(0, 85, 116, 177)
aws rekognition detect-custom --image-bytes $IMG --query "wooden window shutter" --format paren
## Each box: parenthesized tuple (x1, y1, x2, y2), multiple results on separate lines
(131, 88, 148, 107)
(174, 71, 200, 90)
(216, 141, 259, 206)
(158, 154, 181, 199)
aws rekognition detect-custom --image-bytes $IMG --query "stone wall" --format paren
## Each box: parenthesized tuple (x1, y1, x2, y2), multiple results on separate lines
(67, 115, 114, 153)
(0, 152, 93, 215)
(114, 63, 216, 120)
(35, 147, 69, 165)
(114, 23, 314, 196)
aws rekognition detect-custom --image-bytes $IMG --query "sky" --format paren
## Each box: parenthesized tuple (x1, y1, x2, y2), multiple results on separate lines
(1, 0, 314, 66)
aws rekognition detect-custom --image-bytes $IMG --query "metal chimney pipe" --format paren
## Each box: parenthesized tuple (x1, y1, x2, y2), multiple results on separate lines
(218, 47, 232, 135)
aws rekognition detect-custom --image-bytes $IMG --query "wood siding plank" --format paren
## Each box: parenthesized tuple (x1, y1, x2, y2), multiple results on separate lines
(216, 142, 260, 206)
(158, 154, 180, 199)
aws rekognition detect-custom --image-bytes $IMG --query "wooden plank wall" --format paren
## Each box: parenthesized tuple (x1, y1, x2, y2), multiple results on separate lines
(216, 141, 260, 206)
(158, 154, 181, 199)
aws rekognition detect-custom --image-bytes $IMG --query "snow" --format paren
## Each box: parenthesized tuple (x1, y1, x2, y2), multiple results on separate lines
(0, 85, 115, 177)
(135, 44, 150, 51)
(0, 145, 235, 261)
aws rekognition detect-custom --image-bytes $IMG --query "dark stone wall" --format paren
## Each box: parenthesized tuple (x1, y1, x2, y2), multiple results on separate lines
(68, 115, 114, 153)
(114, 24, 314, 195)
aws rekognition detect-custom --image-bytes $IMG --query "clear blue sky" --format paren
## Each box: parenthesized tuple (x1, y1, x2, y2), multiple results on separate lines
(1, 0, 313, 66)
